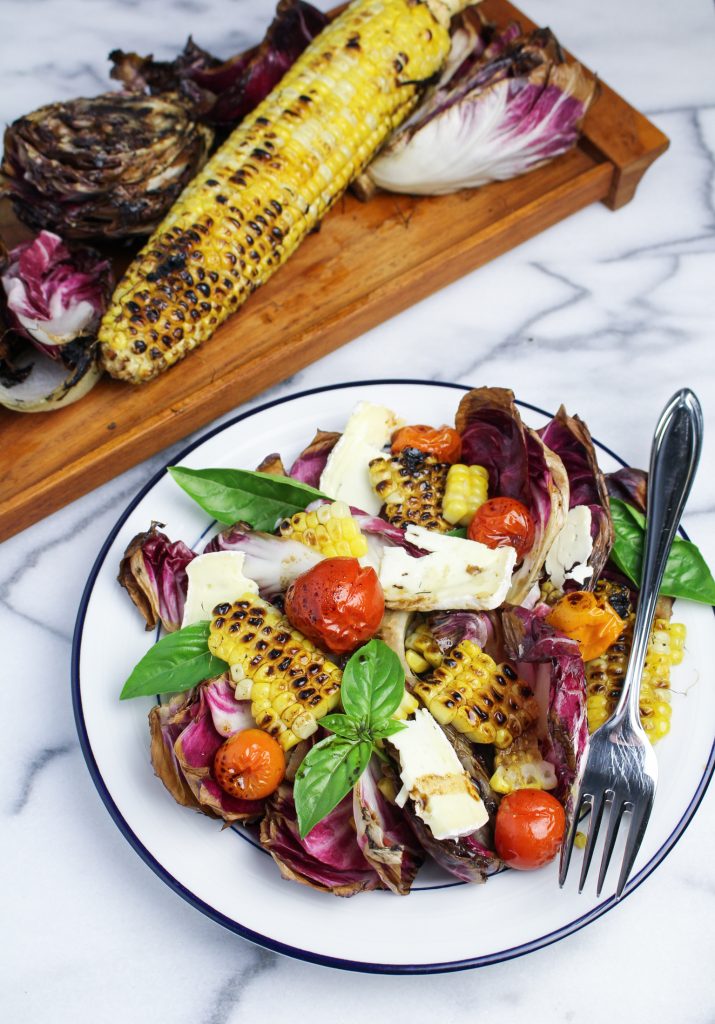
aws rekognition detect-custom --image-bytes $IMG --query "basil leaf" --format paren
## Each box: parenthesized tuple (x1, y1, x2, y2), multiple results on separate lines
(371, 718, 407, 738)
(168, 466, 326, 529)
(294, 735, 372, 838)
(447, 526, 467, 538)
(341, 639, 406, 726)
(319, 714, 360, 739)
(610, 499, 715, 605)
(120, 621, 227, 700)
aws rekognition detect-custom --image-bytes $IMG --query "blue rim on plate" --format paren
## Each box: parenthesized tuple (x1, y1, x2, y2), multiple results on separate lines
(71, 378, 715, 975)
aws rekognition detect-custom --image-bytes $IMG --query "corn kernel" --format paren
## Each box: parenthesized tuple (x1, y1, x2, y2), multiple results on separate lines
(442, 463, 489, 526)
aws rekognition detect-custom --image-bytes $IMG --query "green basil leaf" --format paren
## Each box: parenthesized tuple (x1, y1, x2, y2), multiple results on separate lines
(319, 714, 360, 739)
(446, 526, 467, 538)
(610, 499, 715, 605)
(371, 718, 407, 738)
(341, 638, 405, 726)
(168, 466, 326, 529)
(294, 735, 372, 838)
(120, 621, 227, 700)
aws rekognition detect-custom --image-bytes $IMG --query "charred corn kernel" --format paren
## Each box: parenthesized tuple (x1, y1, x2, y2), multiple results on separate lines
(593, 578, 632, 620)
(539, 580, 563, 606)
(414, 640, 539, 749)
(406, 649, 430, 674)
(442, 464, 488, 526)
(377, 775, 398, 803)
(209, 593, 341, 750)
(393, 689, 419, 720)
(99, 0, 464, 382)
(278, 500, 367, 558)
(369, 448, 450, 532)
(585, 614, 685, 743)
(489, 732, 557, 794)
(574, 831, 587, 850)
(406, 621, 443, 669)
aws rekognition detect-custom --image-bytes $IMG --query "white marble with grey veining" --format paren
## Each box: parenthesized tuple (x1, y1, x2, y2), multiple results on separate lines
(1, 0, 714, 1020)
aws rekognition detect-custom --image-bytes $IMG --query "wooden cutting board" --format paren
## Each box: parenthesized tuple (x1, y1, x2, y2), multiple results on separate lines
(0, 0, 668, 542)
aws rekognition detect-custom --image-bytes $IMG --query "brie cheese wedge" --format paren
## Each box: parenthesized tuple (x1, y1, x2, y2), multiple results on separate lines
(544, 505, 594, 590)
(318, 401, 403, 514)
(182, 551, 258, 627)
(390, 710, 488, 840)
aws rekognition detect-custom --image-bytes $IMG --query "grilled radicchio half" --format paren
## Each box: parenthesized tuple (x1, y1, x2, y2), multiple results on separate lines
(362, 14, 597, 197)
(1, 93, 213, 240)
(110, 0, 328, 126)
(118, 523, 196, 631)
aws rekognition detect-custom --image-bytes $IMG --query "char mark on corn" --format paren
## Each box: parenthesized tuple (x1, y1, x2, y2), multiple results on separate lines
(369, 447, 451, 532)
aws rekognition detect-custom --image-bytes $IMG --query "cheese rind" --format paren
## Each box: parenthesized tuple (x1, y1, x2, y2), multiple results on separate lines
(378, 524, 516, 611)
(318, 401, 403, 514)
(182, 551, 259, 627)
(390, 709, 489, 840)
(544, 505, 594, 589)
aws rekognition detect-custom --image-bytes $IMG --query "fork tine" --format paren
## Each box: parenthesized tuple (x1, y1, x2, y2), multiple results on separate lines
(615, 796, 654, 899)
(559, 789, 590, 888)
(596, 798, 628, 896)
(578, 789, 608, 894)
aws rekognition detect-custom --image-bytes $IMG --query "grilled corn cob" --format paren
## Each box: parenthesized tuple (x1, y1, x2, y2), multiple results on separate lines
(208, 594, 341, 750)
(369, 448, 451, 531)
(405, 620, 443, 674)
(585, 615, 685, 742)
(489, 731, 557, 794)
(278, 500, 368, 557)
(414, 639, 539, 748)
(442, 464, 488, 526)
(99, 0, 466, 381)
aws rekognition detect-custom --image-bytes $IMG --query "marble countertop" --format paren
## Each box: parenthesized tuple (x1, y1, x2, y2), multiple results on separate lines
(2, 0, 714, 1019)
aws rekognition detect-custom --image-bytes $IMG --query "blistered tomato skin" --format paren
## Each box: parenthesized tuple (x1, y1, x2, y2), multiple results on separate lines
(468, 497, 536, 560)
(213, 728, 285, 801)
(391, 424, 462, 463)
(285, 557, 385, 655)
(494, 789, 566, 870)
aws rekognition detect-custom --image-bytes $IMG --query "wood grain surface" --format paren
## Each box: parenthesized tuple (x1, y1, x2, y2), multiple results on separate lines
(0, 0, 668, 542)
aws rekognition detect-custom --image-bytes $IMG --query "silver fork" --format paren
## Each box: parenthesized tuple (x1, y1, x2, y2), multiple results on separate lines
(559, 388, 703, 899)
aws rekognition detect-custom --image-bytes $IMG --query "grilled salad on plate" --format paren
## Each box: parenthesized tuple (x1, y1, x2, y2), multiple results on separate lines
(116, 386, 711, 897)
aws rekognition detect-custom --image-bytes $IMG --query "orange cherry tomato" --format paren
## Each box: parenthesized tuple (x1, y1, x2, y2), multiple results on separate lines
(285, 557, 384, 655)
(467, 497, 535, 559)
(213, 728, 285, 800)
(495, 789, 566, 870)
(391, 424, 462, 463)
(547, 591, 625, 662)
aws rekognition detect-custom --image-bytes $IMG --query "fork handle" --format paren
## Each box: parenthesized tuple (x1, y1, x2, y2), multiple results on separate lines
(617, 389, 703, 724)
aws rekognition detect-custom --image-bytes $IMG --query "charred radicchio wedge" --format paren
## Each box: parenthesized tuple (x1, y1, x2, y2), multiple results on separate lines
(540, 405, 614, 588)
(362, 13, 597, 197)
(150, 679, 265, 822)
(1, 93, 213, 240)
(289, 429, 341, 486)
(353, 756, 424, 895)
(110, 0, 328, 126)
(119, 523, 196, 631)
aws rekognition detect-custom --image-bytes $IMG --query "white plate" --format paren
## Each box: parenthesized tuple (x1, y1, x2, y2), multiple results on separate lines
(72, 380, 715, 974)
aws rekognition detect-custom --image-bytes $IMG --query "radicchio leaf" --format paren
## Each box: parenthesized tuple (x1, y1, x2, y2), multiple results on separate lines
(260, 783, 381, 896)
(255, 452, 287, 476)
(289, 429, 341, 486)
(203, 525, 322, 600)
(428, 611, 491, 653)
(118, 522, 195, 631)
(455, 387, 530, 505)
(353, 756, 423, 894)
(605, 466, 648, 514)
(405, 809, 502, 882)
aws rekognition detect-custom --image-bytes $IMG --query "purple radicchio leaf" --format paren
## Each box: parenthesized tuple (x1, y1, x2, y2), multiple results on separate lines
(118, 522, 195, 632)
(428, 611, 491, 653)
(173, 681, 266, 822)
(0, 231, 112, 356)
(289, 429, 340, 486)
(203, 676, 255, 738)
(149, 690, 203, 809)
(605, 466, 648, 514)
(366, 18, 597, 197)
(260, 783, 381, 896)
(404, 808, 502, 882)
(203, 525, 322, 600)
(455, 387, 531, 505)
(353, 756, 424, 894)
(502, 605, 588, 822)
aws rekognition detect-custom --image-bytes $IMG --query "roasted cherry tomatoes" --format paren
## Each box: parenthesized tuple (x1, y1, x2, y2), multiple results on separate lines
(467, 496, 535, 559)
(494, 789, 566, 870)
(391, 424, 462, 463)
(285, 557, 384, 655)
(213, 728, 285, 801)
(547, 590, 625, 662)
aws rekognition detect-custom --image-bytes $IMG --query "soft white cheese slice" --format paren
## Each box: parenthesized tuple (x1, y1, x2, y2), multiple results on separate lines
(544, 505, 594, 590)
(318, 401, 403, 514)
(378, 524, 516, 611)
(390, 710, 488, 840)
(182, 551, 259, 627)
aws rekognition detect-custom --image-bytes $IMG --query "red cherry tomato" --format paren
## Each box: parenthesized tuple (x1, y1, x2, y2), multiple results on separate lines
(391, 424, 462, 463)
(213, 728, 285, 801)
(285, 557, 384, 655)
(494, 789, 566, 870)
(467, 497, 535, 559)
